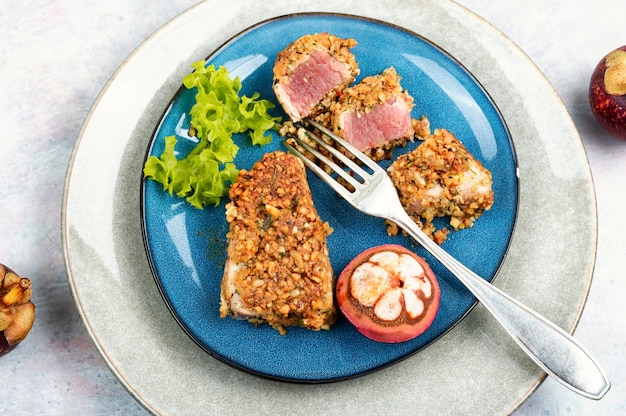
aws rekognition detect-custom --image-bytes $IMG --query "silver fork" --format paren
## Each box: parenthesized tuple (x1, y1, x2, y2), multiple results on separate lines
(284, 119, 610, 400)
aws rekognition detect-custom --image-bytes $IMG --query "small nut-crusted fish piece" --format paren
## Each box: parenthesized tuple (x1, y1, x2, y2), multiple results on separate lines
(331, 67, 415, 155)
(273, 33, 359, 122)
(388, 128, 494, 244)
(220, 151, 336, 334)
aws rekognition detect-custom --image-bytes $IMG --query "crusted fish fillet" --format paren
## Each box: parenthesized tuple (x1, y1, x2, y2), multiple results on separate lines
(220, 151, 336, 334)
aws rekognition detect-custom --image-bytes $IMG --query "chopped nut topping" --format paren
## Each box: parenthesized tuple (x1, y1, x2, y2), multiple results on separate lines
(220, 151, 336, 334)
(387, 128, 494, 243)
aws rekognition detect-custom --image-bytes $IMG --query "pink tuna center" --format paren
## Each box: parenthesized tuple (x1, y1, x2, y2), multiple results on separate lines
(280, 50, 350, 120)
(339, 96, 413, 151)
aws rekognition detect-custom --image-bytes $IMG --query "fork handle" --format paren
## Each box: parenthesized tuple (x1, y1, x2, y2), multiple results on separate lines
(391, 211, 610, 399)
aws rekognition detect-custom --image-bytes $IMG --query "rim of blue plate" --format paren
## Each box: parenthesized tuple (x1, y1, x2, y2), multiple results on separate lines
(140, 12, 519, 383)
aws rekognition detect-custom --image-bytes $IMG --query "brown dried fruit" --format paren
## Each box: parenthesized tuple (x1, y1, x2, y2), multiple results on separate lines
(0, 263, 35, 356)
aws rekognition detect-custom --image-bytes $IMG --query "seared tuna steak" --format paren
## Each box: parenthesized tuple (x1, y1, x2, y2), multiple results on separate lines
(332, 67, 415, 156)
(273, 33, 359, 122)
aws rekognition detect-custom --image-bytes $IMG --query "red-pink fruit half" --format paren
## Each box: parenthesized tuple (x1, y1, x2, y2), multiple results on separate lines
(336, 244, 440, 343)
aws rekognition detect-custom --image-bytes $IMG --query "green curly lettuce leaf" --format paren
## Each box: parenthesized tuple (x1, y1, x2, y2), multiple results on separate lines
(144, 62, 281, 208)
(144, 135, 240, 208)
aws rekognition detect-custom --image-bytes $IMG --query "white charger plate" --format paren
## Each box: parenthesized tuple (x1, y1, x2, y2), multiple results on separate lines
(62, 0, 596, 414)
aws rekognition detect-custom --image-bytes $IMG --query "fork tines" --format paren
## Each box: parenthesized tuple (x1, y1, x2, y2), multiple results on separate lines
(284, 119, 381, 196)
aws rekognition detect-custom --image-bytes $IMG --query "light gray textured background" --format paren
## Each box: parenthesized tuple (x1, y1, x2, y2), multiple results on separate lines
(1, 1, 625, 414)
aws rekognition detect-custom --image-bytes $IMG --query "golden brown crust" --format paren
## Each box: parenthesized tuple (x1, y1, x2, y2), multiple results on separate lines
(387, 129, 494, 244)
(273, 33, 358, 82)
(220, 151, 336, 334)
(332, 67, 414, 116)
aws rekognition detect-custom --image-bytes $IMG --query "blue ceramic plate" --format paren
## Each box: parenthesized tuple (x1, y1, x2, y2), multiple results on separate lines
(141, 13, 518, 382)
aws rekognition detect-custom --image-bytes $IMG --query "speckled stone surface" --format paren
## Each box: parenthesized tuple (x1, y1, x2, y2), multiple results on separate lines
(1, 0, 625, 415)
